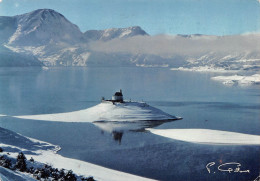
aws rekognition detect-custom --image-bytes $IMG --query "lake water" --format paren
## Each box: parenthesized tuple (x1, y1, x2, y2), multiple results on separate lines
(0, 67, 259, 181)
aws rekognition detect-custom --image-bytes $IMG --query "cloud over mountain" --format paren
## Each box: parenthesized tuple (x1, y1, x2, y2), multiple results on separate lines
(0, 8, 259, 70)
(89, 34, 260, 56)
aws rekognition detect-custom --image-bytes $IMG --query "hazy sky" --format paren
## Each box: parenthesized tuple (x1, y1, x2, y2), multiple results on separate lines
(0, 0, 259, 35)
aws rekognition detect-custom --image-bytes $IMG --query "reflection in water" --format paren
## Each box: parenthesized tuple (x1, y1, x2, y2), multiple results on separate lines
(94, 119, 181, 143)
(112, 131, 123, 144)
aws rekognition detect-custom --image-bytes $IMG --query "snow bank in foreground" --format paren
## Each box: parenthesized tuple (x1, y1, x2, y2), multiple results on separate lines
(147, 129, 260, 145)
(0, 127, 154, 181)
(211, 74, 260, 85)
(32, 151, 153, 181)
(14, 101, 178, 122)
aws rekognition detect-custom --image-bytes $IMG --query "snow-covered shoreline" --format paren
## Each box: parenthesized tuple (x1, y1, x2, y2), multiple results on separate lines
(147, 128, 260, 145)
(31, 151, 154, 181)
(171, 66, 260, 86)
(171, 66, 239, 73)
(211, 74, 260, 85)
(0, 127, 154, 181)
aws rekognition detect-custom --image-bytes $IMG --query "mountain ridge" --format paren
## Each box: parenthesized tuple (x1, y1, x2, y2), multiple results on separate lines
(6, 9, 148, 45)
(84, 26, 149, 41)
(0, 9, 149, 67)
(0, 9, 259, 70)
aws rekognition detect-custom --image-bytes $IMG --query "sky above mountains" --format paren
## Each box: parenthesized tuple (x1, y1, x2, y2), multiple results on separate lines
(0, 0, 259, 36)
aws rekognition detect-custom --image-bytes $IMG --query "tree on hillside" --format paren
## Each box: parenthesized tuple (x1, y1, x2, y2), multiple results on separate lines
(15, 152, 27, 172)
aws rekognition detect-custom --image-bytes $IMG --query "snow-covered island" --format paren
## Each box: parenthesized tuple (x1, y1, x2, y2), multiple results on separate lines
(11, 90, 181, 144)
(0, 90, 180, 180)
(14, 90, 181, 123)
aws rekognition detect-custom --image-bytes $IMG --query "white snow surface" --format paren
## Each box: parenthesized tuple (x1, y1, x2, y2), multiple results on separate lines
(147, 128, 260, 145)
(0, 127, 154, 181)
(8, 9, 83, 46)
(171, 66, 239, 73)
(211, 74, 260, 85)
(14, 101, 178, 122)
(0, 167, 36, 181)
(33, 151, 153, 181)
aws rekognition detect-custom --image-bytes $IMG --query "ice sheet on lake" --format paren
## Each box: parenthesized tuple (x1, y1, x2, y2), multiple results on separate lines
(147, 129, 260, 145)
(14, 102, 178, 123)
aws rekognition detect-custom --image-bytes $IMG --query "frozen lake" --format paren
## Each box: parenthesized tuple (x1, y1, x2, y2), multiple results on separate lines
(0, 67, 259, 180)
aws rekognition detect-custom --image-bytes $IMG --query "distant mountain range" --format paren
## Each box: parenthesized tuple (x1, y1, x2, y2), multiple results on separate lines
(0, 9, 259, 71)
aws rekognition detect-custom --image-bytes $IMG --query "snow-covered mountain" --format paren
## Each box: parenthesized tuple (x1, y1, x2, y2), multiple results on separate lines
(0, 9, 150, 67)
(84, 26, 148, 41)
(0, 9, 259, 71)
(0, 9, 148, 46)
(8, 9, 83, 46)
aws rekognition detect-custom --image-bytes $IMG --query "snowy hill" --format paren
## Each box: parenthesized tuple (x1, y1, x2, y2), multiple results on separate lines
(14, 101, 180, 122)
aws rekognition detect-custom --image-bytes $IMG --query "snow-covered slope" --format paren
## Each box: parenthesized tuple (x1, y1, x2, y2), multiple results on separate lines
(84, 26, 148, 41)
(14, 101, 179, 122)
(8, 9, 83, 46)
(0, 167, 36, 181)
(147, 129, 260, 145)
(0, 45, 42, 66)
(0, 126, 154, 181)
(0, 126, 59, 155)
(0, 9, 85, 66)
